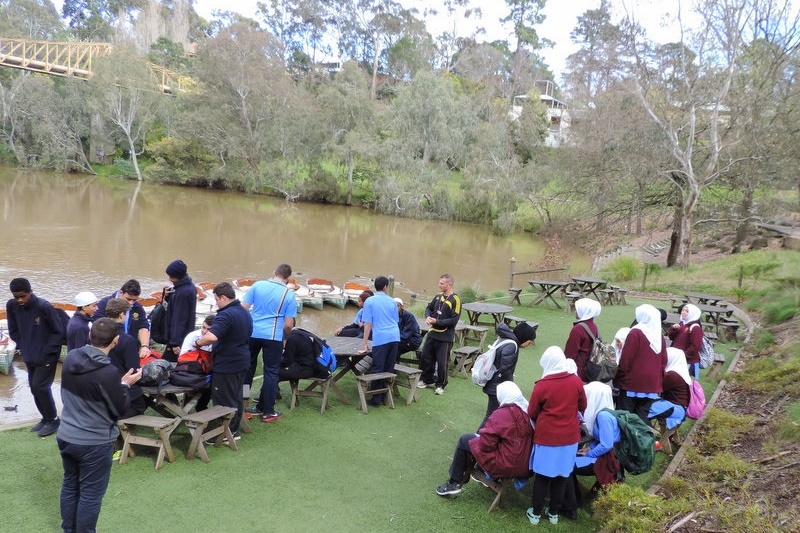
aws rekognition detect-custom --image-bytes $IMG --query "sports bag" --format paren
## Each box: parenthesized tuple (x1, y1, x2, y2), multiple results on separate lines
(601, 408, 656, 475)
(471, 339, 516, 386)
(686, 380, 706, 419)
(169, 370, 210, 388)
(579, 322, 618, 382)
(177, 349, 213, 374)
(139, 359, 172, 388)
(691, 324, 715, 369)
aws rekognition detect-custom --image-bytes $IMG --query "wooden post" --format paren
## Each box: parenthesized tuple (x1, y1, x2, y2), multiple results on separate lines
(388, 275, 395, 297)
(509, 257, 516, 289)
(642, 263, 650, 291)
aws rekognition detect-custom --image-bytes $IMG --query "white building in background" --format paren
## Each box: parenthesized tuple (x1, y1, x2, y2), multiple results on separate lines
(510, 80, 570, 147)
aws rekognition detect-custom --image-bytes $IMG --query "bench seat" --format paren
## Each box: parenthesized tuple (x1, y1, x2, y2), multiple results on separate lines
(355, 372, 396, 413)
(392, 364, 422, 405)
(118, 415, 181, 470)
(183, 405, 238, 462)
(289, 376, 332, 414)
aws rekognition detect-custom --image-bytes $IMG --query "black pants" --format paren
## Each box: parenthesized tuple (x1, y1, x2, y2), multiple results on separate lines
(448, 433, 478, 483)
(561, 465, 594, 514)
(420, 338, 452, 388)
(531, 474, 568, 515)
(616, 393, 655, 426)
(27, 360, 58, 421)
(211, 370, 246, 433)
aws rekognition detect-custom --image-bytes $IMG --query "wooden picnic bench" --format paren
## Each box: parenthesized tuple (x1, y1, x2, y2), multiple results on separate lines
(707, 351, 727, 380)
(469, 466, 515, 512)
(118, 415, 181, 470)
(289, 376, 332, 414)
(355, 372, 396, 413)
(392, 364, 423, 405)
(183, 405, 238, 462)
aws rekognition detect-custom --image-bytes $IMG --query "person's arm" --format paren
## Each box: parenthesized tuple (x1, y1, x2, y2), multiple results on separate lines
(494, 343, 518, 380)
(6, 302, 19, 343)
(132, 302, 151, 356)
(282, 317, 295, 346)
(586, 412, 617, 458)
(362, 323, 372, 352)
(434, 295, 461, 328)
(180, 330, 200, 355)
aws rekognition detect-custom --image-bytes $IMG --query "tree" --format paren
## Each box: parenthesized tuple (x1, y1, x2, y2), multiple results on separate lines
(623, 0, 800, 267)
(61, 0, 140, 41)
(502, 0, 552, 100)
(89, 47, 162, 181)
(0, 0, 63, 39)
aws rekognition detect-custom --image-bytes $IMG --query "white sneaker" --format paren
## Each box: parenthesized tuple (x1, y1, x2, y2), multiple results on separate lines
(417, 381, 431, 389)
(435, 387, 445, 395)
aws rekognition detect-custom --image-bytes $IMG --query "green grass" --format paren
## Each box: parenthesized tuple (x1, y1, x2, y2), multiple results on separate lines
(0, 293, 735, 532)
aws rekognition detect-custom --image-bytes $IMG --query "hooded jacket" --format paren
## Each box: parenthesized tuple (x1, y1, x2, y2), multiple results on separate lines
(482, 323, 520, 396)
(58, 345, 131, 445)
(5, 294, 63, 365)
(166, 276, 197, 347)
(469, 403, 534, 479)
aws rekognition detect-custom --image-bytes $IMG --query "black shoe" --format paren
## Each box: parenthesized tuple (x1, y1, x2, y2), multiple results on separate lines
(37, 418, 60, 437)
(205, 432, 240, 446)
(30, 419, 45, 433)
(559, 509, 578, 520)
(368, 398, 383, 407)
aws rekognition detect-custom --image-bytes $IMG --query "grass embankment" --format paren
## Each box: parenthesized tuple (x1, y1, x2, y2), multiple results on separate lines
(0, 287, 738, 533)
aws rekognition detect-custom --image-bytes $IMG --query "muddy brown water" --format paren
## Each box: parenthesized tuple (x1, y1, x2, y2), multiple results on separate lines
(0, 168, 588, 426)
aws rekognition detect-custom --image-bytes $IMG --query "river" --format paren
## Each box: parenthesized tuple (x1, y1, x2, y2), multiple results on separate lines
(0, 168, 589, 425)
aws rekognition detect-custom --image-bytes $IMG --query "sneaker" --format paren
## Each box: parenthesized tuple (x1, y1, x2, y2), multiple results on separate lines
(30, 419, 45, 433)
(434, 387, 445, 395)
(37, 418, 60, 437)
(205, 432, 241, 446)
(417, 381, 431, 389)
(261, 411, 283, 423)
(435, 480, 462, 497)
(655, 441, 663, 452)
(112, 450, 122, 461)
(544, 508, 559, 525)
(244, 406, 263, 415)
(526, 508, 541, 525)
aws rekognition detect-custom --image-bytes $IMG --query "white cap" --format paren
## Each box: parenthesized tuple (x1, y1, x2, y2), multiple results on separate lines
(74, 291, 98, 307)
(393, 297, 404, 306)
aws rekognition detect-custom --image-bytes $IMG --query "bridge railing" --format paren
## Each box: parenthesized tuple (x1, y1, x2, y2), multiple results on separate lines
(0, 37, 113, 79)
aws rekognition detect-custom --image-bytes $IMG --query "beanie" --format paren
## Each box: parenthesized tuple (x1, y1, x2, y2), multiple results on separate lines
(513, 322, 536, 344)
(165, 259, 188, 279)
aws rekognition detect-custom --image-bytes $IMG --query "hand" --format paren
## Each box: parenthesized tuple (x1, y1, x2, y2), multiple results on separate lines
(172, 346, 180, 354)
(335, 327, 342, 335)
(122, 368, 143, 385)
(577, 447, 589, 456)
(138, 346, 150, 359)
(359, 348, 370, 355)
(425, 316, 436, 325)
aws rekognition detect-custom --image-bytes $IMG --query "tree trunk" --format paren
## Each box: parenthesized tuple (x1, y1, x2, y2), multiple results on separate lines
(346, 150, 354, 206)
(733, 178, 754, 248)
(126, 134, 143, 181)
(666, 203, 682, 268)
(370, 34, 380, 100)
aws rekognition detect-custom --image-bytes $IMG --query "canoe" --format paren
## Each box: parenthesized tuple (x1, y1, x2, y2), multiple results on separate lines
(293, 285, 323, 310)
(0, 334, 15, 375)
(322, 286, 348, 309)
(343, 281, 371, 306)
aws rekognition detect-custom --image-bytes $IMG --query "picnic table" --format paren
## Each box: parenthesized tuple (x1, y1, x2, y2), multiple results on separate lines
(528, 279, 570, 308)
(571, 276, 608, 301)
(685, 292, 726, 306)
(461, 302, 513, 326)
(140, 383, 209, 419)
(697, 303, 733, 337)
(321, 336, 373, 405)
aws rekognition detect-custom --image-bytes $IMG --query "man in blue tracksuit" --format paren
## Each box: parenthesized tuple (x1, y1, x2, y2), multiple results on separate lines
(57, 318, 142, 533)
(6, 278, 64, 437)
(361, 276, 400, 406)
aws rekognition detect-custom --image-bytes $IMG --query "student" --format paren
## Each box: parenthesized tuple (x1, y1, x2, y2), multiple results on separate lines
(479, 322, 536, 428)
(6, 278, 63, 437)
(527, 346, 587, 525)
(395, 298, 422, 357)
(564, 298, 601, 382)
(435, 382, 534, 497)
(163, 259, 197, 362)
(361, 276, 400, 406)
(66, 292, 98, 352)
(279, 328, 318, 382)
(57, 318, 142, 533)
(335, 290, 372, 338)
(668, 303, 703, 379)
(104, 298, 147, 418)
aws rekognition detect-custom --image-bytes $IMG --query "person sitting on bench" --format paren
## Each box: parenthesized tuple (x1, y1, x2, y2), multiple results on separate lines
(434, 382, 534, 498)
(395, 298, 422, 357)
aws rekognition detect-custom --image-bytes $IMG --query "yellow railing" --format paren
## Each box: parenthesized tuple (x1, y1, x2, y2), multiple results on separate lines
(0, 37, 191, 93)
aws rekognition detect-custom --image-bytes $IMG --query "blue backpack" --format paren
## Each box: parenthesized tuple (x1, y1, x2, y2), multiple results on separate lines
(295, 328, 337, 377)
(317, 342, 337, 374)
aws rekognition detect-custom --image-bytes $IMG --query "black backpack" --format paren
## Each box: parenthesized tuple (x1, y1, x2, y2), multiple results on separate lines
(139, 359, 172, 388)
(148, 288, 170, 345)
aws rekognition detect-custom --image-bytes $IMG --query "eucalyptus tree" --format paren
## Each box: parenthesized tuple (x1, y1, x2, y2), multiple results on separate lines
(0, 0, 63, 39)
(623, 0, 800, 267)
(88, 47, 162, 181)
(501, 0, 552, 100)
(256, 0, 331, 70)
(61, 0, 141, 41)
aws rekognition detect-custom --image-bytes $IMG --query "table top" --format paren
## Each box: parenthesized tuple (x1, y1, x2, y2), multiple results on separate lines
(571, 276, 607, 285)
(697, 303, 729, 313)
(685, 292, 726, 303)
(140, 384, 202, 395)
(529, 279, 570, 287)
(461, 302, 514, 314)
(325, 336, 371, 356)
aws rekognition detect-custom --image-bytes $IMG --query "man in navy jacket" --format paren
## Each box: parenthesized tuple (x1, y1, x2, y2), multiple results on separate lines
(164, 260, 197, 362)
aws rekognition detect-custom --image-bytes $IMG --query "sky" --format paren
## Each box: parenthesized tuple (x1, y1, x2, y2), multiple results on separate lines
(190, 0, 686, 80)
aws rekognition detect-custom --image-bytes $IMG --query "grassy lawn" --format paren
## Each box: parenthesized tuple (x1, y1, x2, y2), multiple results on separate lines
(0, 294, 737, 533)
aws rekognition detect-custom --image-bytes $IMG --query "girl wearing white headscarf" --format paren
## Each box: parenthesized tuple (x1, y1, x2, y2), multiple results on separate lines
(526, 347, 587, 524)
(647, 347, 690, 430)
(668, 303, 704, 378)
(564, 298, 602, 382)
(434, 382, 534, 498)
(613, 304, 668, 424)
(613, 327, 631, 364)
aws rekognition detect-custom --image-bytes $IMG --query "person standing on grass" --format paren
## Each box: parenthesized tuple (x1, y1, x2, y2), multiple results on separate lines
(564, 298, 601, 382)
(361, 276, 400, 406)
(527, 346, 587, 526)
(242, 263, 297, 423)
(104, 298, 147, 418)
(668, 303, 703, 379)
(419, 274, 461, 396)
(6, 278, 64, 437)
(66, 292, 98, 352)
(58, 318, 142, 533)
(93, 279, 152, 361)
(163, 260, 197, 362)
(195, 282, 253, 437)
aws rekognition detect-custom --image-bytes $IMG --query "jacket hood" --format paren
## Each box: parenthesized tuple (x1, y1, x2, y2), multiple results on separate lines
(496, 323, 518, 342)
(63, 345, 111, 375)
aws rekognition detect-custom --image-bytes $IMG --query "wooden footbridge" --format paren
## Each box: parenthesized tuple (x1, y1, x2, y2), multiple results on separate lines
(0, 37, 191, 93)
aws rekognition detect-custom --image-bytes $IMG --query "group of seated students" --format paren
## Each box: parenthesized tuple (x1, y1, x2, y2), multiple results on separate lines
(436, 299, 703, 525)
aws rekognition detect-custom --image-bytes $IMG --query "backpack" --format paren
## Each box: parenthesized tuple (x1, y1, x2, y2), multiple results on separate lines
(601, 408, 656, 475)
(471, 339, 516, 386)
(139, 359, 172, 388)
(579, 322, 618, 382)
(176, 349, 213, 374)
(686, 380, 706, 419)
(169, 370, 210, 388)
(691, 324, 715, 369)
(148, 288, 170, 345)
(55, 308, 70, 345)
(294, 328, 337, 378)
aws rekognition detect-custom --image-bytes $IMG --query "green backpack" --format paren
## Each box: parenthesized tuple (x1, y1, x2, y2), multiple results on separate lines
(601, 408, 655, 475)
